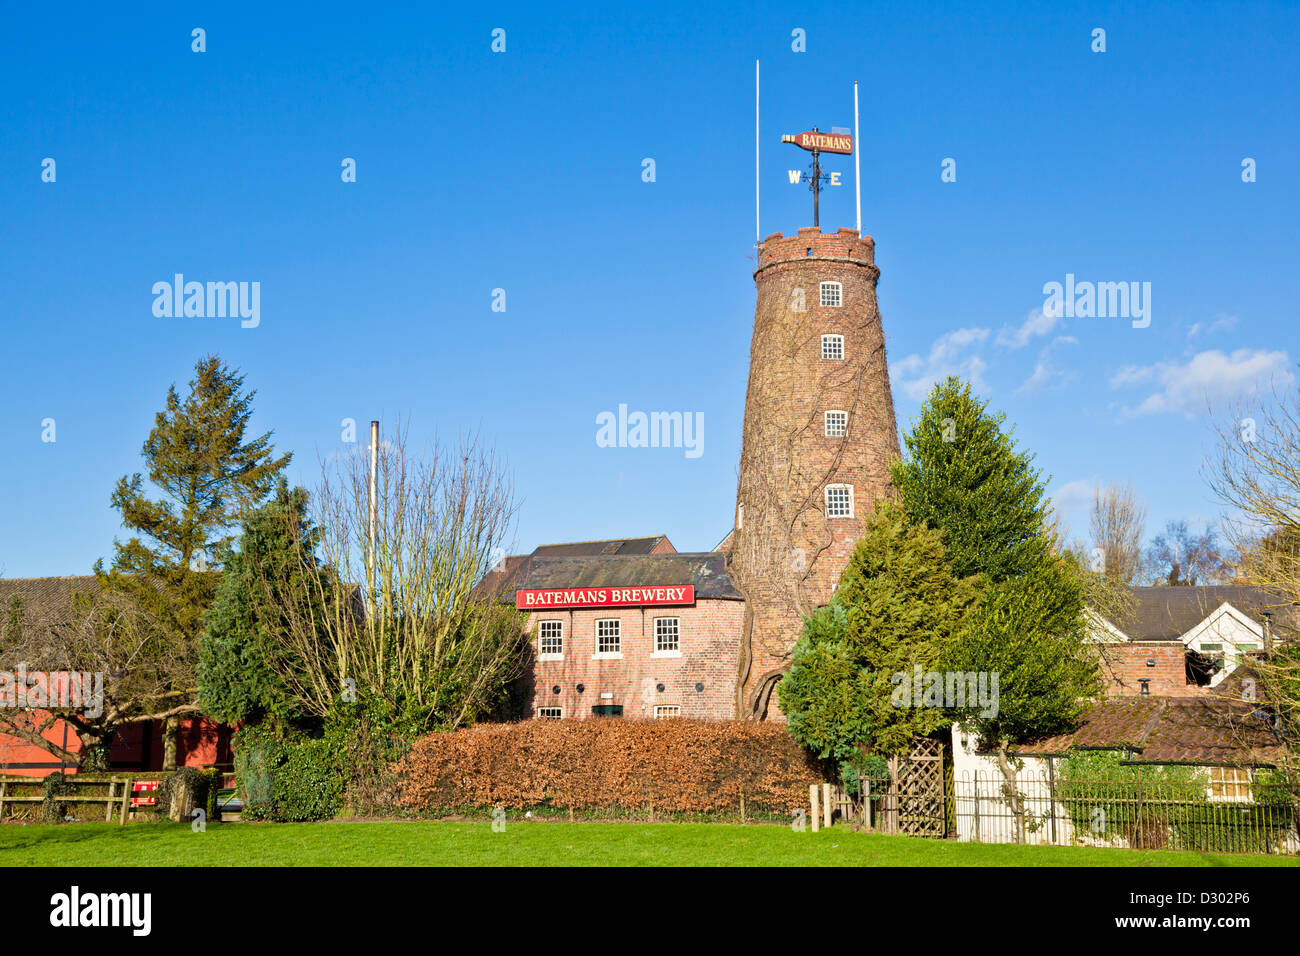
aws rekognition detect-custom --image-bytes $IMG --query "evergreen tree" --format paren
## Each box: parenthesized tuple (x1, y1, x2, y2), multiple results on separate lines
(199, 481, 325, 727)
(96, 355, 290, 765)
(779, 499, 980, 760)
(892, 376, 1099, 820)
(890, 375, 1050, 583)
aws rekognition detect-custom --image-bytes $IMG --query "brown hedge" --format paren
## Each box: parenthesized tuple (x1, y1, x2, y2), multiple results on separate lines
(394, 719, 824, 814)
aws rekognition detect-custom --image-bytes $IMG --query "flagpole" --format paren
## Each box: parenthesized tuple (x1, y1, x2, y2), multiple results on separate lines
(755, 60, 761, 248)
(853, 80, 862, 236)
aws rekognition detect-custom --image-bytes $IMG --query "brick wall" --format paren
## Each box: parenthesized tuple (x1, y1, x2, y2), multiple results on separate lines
(523, 598, 745, 720)
(730, 226, 901, 718)
(1100, 643, 1205, 697)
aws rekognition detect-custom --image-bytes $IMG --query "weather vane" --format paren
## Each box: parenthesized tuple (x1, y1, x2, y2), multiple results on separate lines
(782, 127, 854, 228)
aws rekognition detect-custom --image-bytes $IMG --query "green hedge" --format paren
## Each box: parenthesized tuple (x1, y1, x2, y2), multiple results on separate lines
(234, 728, 343, 822)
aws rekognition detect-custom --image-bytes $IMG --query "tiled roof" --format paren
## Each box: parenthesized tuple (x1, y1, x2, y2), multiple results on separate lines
(1112, 585, 1297, 643)
(476, 535, 679, 597)
(0, 576, 103, 631)
(1011, 696, 1288, 766)
(510, 552, 742, 601)
(530, 536, 674, 558)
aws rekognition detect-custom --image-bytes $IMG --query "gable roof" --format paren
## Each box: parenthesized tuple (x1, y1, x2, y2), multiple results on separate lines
(1010, 696, 1289, 766)
(1108, 586, 1297, 643)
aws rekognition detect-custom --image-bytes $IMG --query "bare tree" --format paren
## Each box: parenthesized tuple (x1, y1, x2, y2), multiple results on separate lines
(1142, 519, 1235, 586)
(1205, 379, 1300, 797)
(1089, 482, 1147, 584)
(0, 588, 198, 769)
(1208, 379, 1300, 602)
(247, 422, 527, 731)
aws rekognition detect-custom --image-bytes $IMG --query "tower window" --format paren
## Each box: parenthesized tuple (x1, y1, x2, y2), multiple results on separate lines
(825, 411, 848, 437)
(825, 483, 854, 518)
(538, 620, 564, 659)
(821, 334, 845, 360)
(820, 282, 843, 307)
(595, 618, 622, 657)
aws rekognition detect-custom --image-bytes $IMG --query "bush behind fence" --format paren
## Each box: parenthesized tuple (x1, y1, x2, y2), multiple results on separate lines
(953, 771, 1300, 854)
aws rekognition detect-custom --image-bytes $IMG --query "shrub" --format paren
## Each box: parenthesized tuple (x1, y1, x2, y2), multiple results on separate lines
(1055, 749, 1295, 852)
(394, 719, 824, 817)
(233, 726, 343, 822)
(272, 739, 344, 822)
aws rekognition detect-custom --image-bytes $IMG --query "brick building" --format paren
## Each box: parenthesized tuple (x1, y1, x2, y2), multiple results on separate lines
(499, 543, 746, 720)
(1092, 585, 1295, 698)
(490, 226, 905, 722)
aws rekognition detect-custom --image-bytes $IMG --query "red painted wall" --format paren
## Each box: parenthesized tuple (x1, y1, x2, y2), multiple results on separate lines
(0, 714, 232, 777)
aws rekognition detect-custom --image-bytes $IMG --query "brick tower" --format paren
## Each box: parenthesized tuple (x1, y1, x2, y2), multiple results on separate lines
(730, 226, 900, 719)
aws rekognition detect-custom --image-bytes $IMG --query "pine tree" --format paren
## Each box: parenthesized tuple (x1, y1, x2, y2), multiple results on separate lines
(96, 355, 290, 765)
(890, 375, 1050, 583)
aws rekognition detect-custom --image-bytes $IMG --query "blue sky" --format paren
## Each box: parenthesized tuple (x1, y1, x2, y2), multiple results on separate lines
(2, 1, 1297, 577)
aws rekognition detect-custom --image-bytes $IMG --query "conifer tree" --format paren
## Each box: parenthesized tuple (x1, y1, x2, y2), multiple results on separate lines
(890, 376, 1050, 583)
(199, 480, 325, 727)
(779, 499, 980, 761)
(892, 376, 1099, 835)
(96, 355, 290, 765)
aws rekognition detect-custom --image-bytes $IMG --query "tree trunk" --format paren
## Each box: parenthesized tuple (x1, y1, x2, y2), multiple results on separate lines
(75, 727, 113, 772)
(162, 716, 179, 771)
(994, 741, 1026, 844)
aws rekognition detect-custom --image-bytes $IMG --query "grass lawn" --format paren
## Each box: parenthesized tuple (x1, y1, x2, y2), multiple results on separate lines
(3, 820, 1297, 866)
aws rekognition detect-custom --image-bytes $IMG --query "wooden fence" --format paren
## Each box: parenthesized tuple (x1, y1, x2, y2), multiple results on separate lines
(0, 775, 152, 825)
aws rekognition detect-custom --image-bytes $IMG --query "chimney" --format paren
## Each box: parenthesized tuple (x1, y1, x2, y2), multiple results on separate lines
(1262, 610, 1273, 655)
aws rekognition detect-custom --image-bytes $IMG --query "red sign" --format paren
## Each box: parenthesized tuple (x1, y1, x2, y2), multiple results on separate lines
(783, 131, 854, 155)
(516, 585, 695, 610)
(131, 780, 159, 806)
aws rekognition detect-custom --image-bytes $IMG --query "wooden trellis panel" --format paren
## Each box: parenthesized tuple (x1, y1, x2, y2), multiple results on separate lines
(881, 738, 947, 837)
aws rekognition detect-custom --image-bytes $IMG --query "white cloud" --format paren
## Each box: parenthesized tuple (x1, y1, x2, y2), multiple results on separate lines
(892, 327, 990, 400)
(997, 307, 1060, 349)
(1187, 314, 1240, 339)
(1109, 348, 1293, 419)
(1052, 478, 1097, 509)
(1016, 336, 1079, 394)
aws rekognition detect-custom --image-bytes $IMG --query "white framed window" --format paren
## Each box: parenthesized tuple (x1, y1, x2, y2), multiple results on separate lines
(537, 707, 562, 720)
(825, 483, 854, 518)
(538, 620, 564, 660)
(595, 618, 622, 657)
(821, 334, 844, 360)
(653, 617, 681, 656)
(824, 410, 848, 437)
(654, 705, 681, 719)
(819, 281, 842, 307)
(1207, 766, 1252, 802)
